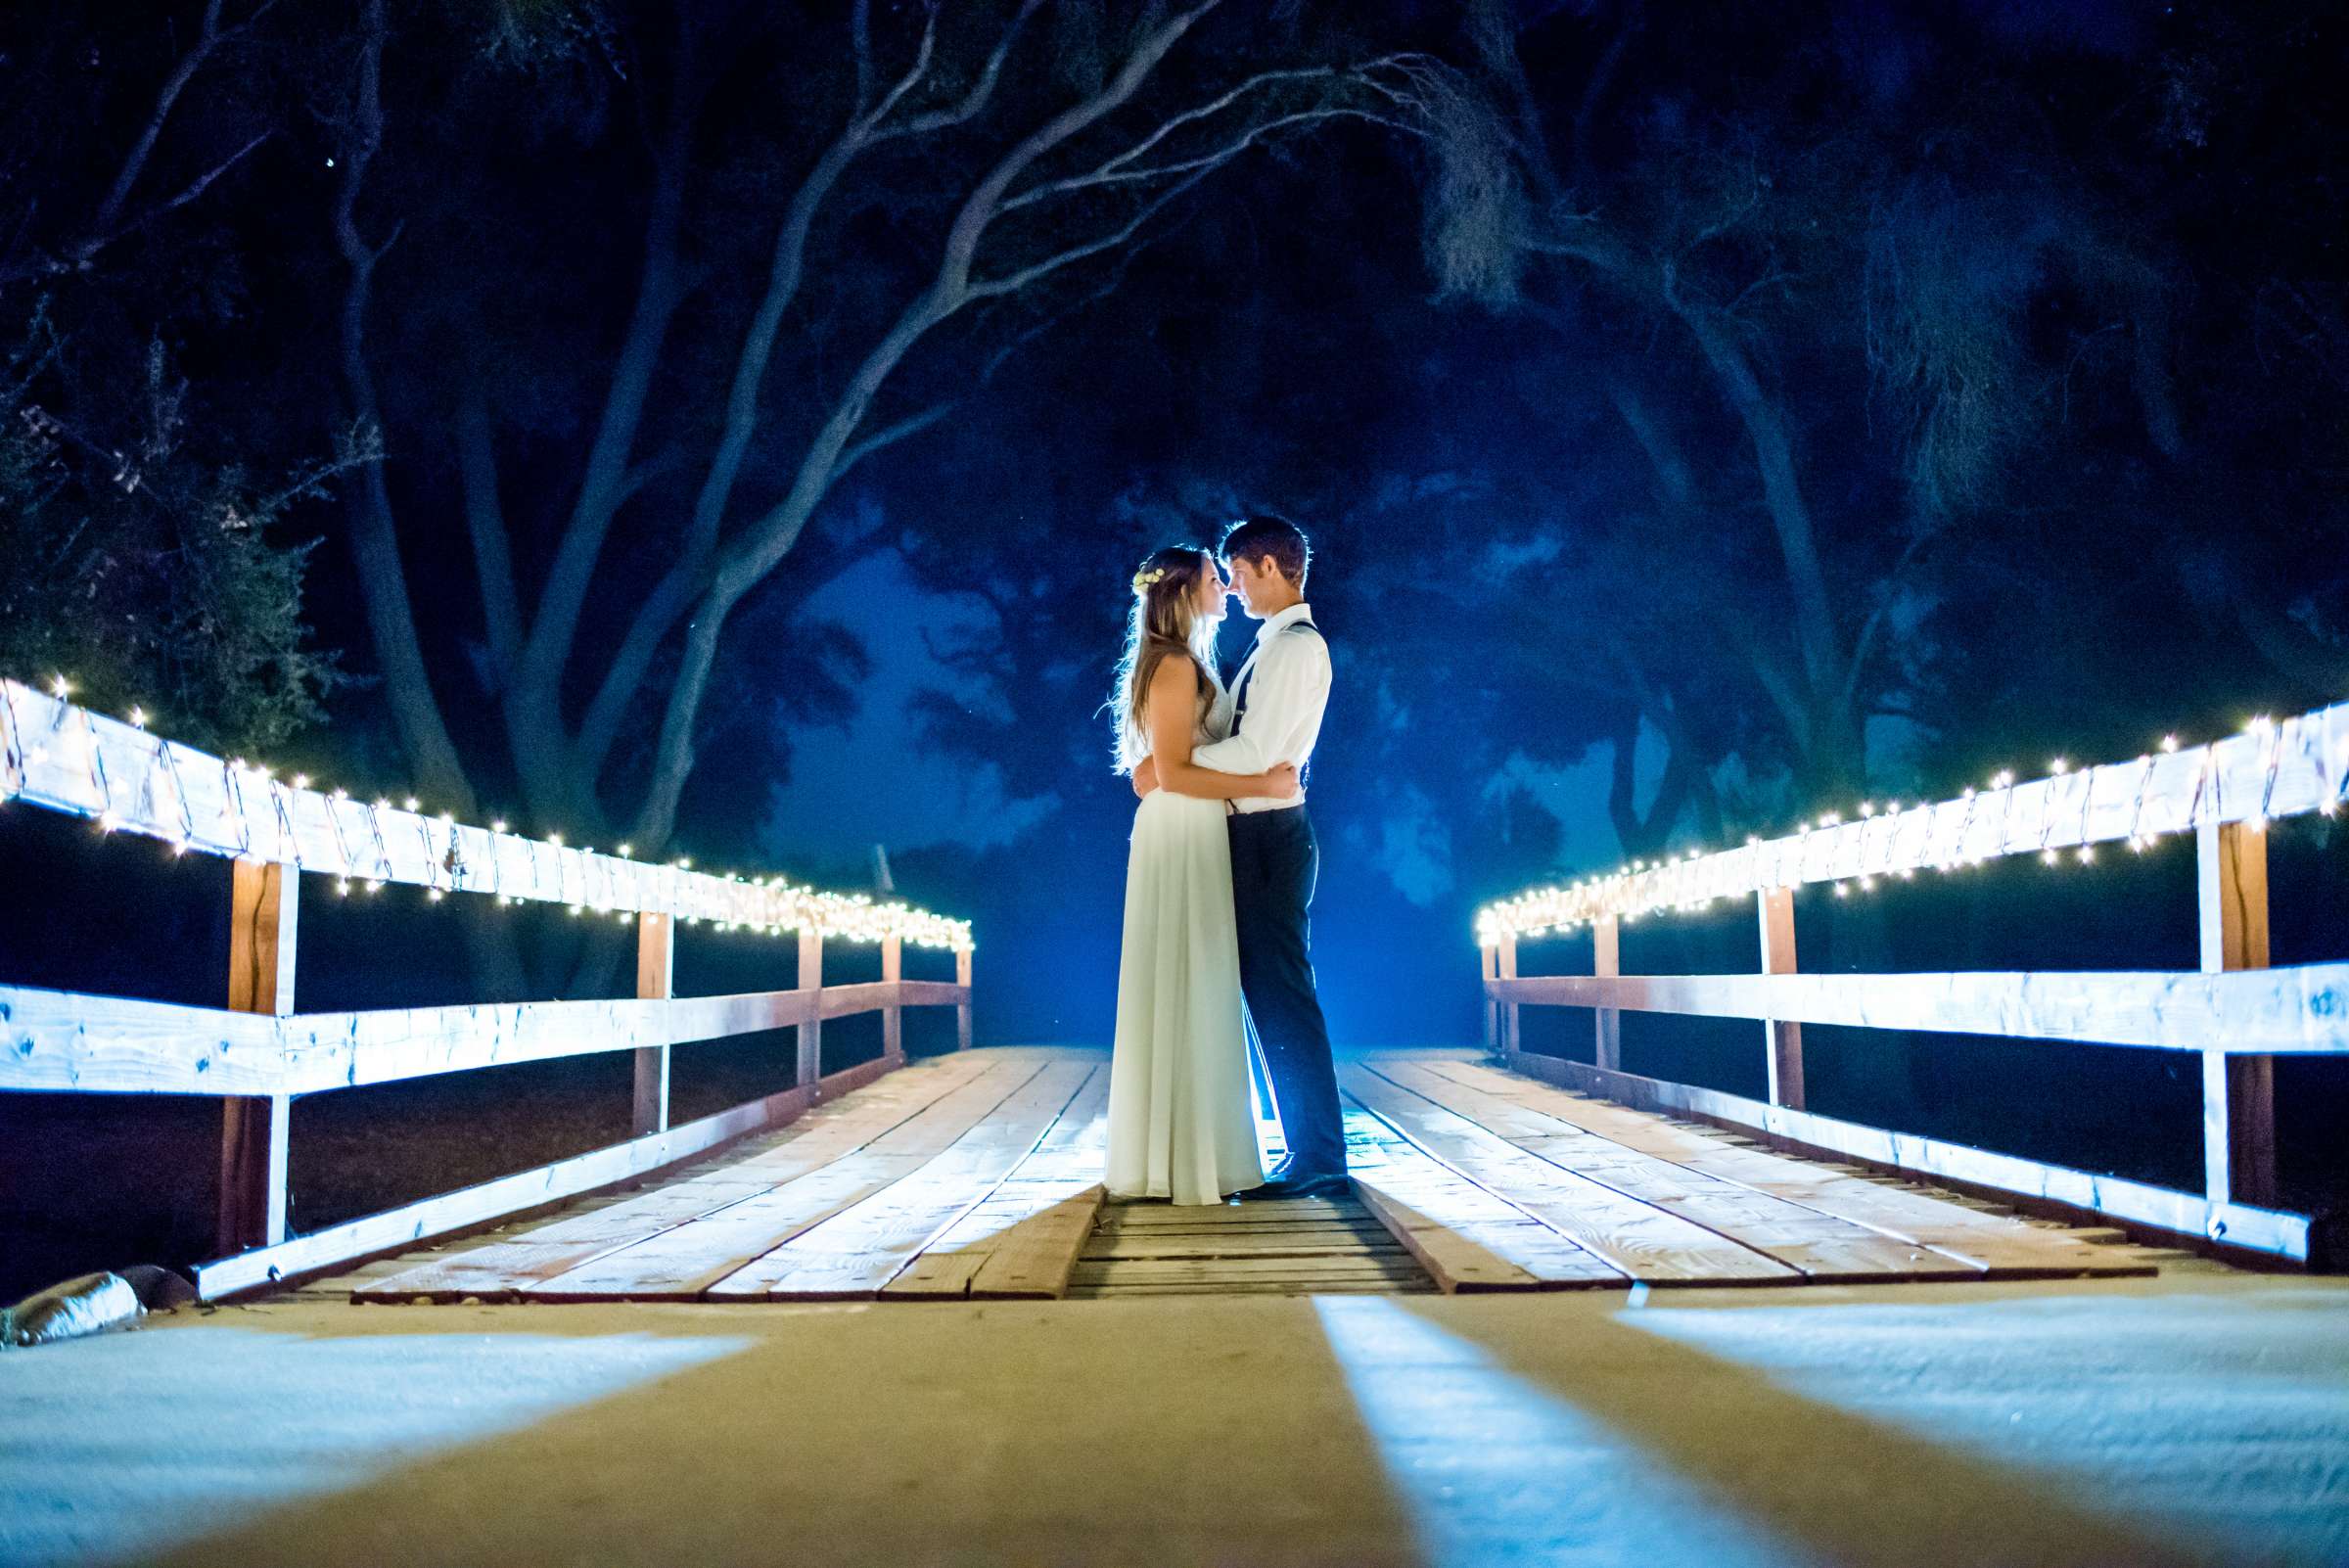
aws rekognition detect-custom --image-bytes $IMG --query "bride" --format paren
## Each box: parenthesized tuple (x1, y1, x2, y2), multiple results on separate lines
(1104, 544, 1299, 1204)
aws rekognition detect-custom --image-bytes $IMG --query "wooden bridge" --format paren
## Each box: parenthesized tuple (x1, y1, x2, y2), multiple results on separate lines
(299, 1045, 2147, 1308)
(6, 678, 2349, 1567)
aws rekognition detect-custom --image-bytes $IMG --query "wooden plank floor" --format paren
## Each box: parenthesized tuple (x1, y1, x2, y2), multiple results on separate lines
(1070, 1194, 1435, 1297)
(328, 1046, 2159, 1307)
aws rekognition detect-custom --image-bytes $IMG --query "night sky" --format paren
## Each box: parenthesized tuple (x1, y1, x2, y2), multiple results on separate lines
(5, 0, 2349, 1286)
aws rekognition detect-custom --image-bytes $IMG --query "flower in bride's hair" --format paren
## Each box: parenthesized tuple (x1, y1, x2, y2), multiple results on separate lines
(1130, 567, 1168, 594)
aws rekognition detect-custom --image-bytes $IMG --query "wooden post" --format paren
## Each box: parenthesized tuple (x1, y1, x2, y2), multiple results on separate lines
(220, 858, 295, 1254)
(1757, 885, 1805, 1110)
(955, 947, 974, 1052)
(797, 928, 823, 1089)
(1589, 917, 1620, 1072)
(1481, 942, 1500, 1056)
(632, 912, 674, 1136)
(881, 935, 904, 1064)
(1497, 933, 1521, 1058)
(2197, 820, 2276, 1212)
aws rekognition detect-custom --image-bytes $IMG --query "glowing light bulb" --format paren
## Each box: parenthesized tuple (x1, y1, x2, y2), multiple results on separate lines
(2050, 759, 2069, 775)
(49, 675, 69, 699)
(403, 797, 420, 811)
(548, 833, 564, 848)
(617, 843, 633, 857)
(128, 706, 147, 728)
(491, 820, 508, 833)
(2160, 735, 2180, 753)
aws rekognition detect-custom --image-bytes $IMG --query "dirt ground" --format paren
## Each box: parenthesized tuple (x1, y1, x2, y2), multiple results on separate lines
(5, 1265, 2345, 1568)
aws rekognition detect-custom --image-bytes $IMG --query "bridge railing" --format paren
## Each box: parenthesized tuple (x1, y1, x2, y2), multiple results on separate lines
(1478, 701, 2349, 1265)
(0, 677, 974, 1298)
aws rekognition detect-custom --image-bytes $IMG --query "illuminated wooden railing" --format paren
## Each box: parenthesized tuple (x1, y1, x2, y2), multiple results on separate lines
(0, 677, 975, 1298)
(1478, 701, 2349, 1265)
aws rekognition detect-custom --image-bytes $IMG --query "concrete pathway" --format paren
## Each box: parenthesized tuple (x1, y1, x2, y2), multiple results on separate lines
(5, 1268, 2346, 1567)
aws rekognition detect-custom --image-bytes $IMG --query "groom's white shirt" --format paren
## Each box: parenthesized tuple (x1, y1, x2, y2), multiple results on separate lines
(1192, 601, 1330, 814)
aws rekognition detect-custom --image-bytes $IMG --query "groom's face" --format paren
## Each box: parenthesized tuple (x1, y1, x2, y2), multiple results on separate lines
(1224, 554, 1282, 619)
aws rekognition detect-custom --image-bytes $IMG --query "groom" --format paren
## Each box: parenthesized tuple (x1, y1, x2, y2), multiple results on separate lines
(1192, 515, 1348, 1199)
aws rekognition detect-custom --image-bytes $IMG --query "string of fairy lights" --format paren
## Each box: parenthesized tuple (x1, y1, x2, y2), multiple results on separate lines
(1475, 702, 2349, 947)
(0, 675, 974, 952)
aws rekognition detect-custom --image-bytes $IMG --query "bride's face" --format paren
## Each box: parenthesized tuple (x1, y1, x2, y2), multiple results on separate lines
(1192, 556, 1230, 624)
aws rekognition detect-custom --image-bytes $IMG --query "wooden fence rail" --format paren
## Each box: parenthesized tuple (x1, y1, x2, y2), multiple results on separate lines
(1480, 700, 2349, 1266)
(0, 679, 975, 1298)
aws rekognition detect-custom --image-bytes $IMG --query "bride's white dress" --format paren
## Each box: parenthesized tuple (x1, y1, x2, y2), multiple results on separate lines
(1104, 684, 1266, 1204)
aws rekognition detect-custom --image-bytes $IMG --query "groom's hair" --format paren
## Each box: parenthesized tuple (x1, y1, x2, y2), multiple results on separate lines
(1220, 514, 1310, 588)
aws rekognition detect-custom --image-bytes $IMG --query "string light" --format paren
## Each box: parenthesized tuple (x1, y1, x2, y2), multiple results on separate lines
(7, 675, 977, 951)
(1476, 694, 2349, 946)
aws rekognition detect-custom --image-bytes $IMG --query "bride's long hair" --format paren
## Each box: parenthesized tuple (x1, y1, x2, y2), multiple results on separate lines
(1109, 545, 1223, 776)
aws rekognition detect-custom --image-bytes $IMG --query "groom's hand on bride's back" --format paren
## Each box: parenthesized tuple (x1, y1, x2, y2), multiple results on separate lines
(1132, 757, 1159, 798)
(1266, 762, 1300, 800)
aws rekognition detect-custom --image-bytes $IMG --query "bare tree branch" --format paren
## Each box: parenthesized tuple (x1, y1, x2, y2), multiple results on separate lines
(104, 129, 274, 245)
(456, 395, 523, 684)
(1002, 101, 1396, 212)
(852, 0, 875, 111)
(331, 0, 478, 815)
(968, 165, 1216, 300)
(831, 401, 953, 484)
(508, 49, 700, 734)
(999, 64, 1359, 209)
(883, 0, 1045, 137)
(0, 0, 278, 286)
(864, 3, 941, 127)
(570, 0, 1029, 775)
(82, 0, 231, 248)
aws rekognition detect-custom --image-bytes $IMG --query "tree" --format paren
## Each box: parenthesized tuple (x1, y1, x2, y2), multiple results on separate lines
(0, 0, 279, 292)
(1402, 1, 2192, 809)
(329, 0, 1416, 872)
(0, 309, 354, 753)
(0, 2, 350, 755)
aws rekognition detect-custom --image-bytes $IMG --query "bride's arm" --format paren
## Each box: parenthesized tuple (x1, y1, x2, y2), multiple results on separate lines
(1144, 660, 1298, 803)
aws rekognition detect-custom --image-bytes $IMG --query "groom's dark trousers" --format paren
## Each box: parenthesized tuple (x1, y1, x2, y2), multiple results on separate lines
(1229, 805, 1346, 1176)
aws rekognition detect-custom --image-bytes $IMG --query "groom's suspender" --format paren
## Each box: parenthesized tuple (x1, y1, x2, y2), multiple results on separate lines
(1231, 616, 1319, 738)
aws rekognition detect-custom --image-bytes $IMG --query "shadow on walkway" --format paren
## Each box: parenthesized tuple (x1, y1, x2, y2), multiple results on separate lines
(9, 1282, 2336, 1567)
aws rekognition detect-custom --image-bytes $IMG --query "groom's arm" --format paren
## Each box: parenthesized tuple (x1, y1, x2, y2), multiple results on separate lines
(1191, 635, 1331, 775)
